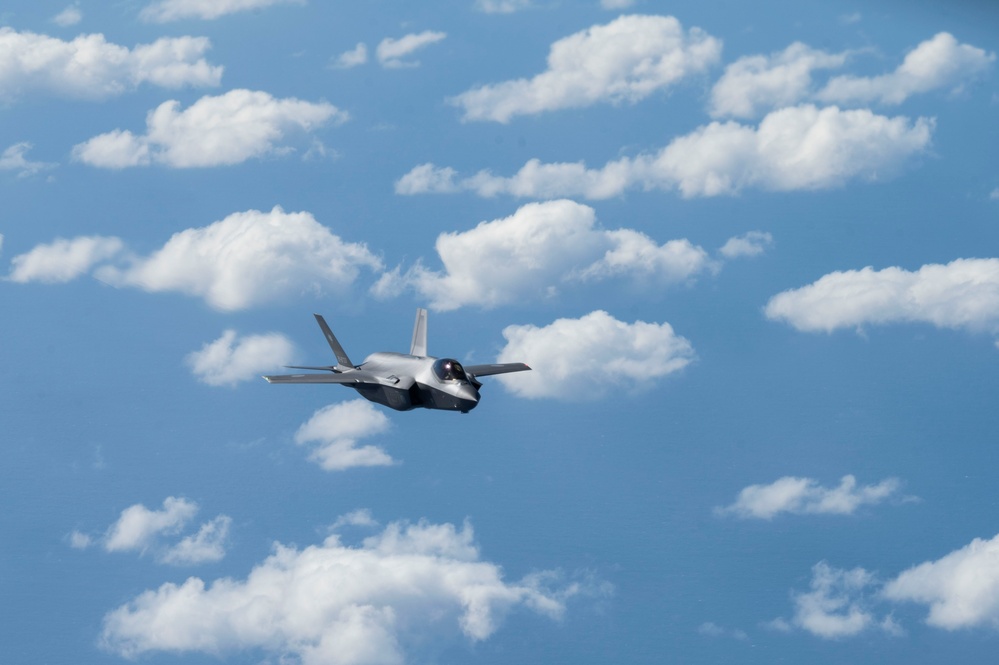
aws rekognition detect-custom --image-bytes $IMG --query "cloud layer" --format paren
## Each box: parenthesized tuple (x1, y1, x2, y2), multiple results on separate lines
(101, 517, 576, 664)
(450, 14, 721, 122)
(0, 29, 221, 102)
(765, 258, 999, 335)
(494, 310, 695, 399)
(373, 200, 714, 311)
(398, 105, 933, 199)
(73, 89, 346, 168)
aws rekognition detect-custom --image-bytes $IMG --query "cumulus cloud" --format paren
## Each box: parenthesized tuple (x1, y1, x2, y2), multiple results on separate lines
(884, 532, 999, 629)
(376, 30, 446, 68)
(371, 200, 714, 311)
(295, 400, 395, 471)
(6, 236, 124, 283)
(52, 4, 82, 26)
(709, 42, 849, 118)
(719, 230, 773, 258)
(765, 258, 999, 336)
(100, 517, 580, 663)
(818, 32, 995, 106)
(494, 310, 695, 399)
(783, 562, 881, 639)
(331, 42, 368, 69)
(94, 206, 381, 311)
(186, 330, 295, 386)
(450, 15, 720, 123)
(398, 105, 933, 199)
(73, 89, 346, 168)
(715, 475, 901, 520)
(140, 0, 304, 23)
(0, 29, 221, 102)
(75, 497, 231, 565)
(0, 142, 56, 178)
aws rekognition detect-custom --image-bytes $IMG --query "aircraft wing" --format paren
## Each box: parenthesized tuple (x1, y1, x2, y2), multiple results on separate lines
(263, 369, 383, 385)
(464, 363, 532, 377)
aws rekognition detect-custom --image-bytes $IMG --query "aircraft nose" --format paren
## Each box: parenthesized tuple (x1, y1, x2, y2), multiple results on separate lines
(456, 383, 479, 410)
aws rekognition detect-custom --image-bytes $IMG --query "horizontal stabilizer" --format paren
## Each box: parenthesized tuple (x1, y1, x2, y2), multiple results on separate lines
(465, 363, 532, 377)
(263, 369, 382, 385)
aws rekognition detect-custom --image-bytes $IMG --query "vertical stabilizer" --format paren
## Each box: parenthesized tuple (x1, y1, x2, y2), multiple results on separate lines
(314, 314, 354, 368)
(410, 308, 428, 357)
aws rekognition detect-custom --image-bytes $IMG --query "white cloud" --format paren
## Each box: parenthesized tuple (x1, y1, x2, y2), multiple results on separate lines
(715, 475, 901, 520)
(6, 236, 124, 283)
(991, 188, 999, 200)
(376, 31, 446, 68)
(0, 142, 56, 178)
(69, 530, 93, 549)
(140, 0, 304, 23)
(52, 4, 82, 26)
(95, 206, 381, 311)
(372, 200, 714, 311)
(765, 258, 999, 335)
(818, 32, 995, 106)
(709, 42, 849, 118)
(295, 400, 395, 471)
(601, 0, 637, 8)
(884, 532, 999, 630)
(331, 42, 368, 69)
(697, 622, 747, 640)
(494, 310, 695, 399)
(475, 0, 534, 13)
(100, 517, 578, 663)
(785, 562, 879, 639)
(719, 230, 773, 258)
(0, 29, 221, 102)
(73, 89, 346, 168)
(450, 14, 721, 122)
(159, 516, 232, 565)
(186, 330, 295, 386)
(398, 105, 933, 199)
(104, 497, 199, 553)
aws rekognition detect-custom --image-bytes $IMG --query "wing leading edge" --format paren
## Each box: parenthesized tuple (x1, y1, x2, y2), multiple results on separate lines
(263, 369, 384, 385)
(465, 363, 532, 377)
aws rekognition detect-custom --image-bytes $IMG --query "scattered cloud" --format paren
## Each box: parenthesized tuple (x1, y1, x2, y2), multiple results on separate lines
(715, 475, 902, 520)
(782, 562, 881, 639)
(884, 532, 999, 630)
(398, 105, 933, 199)
(494, 310, 695, 399)
(0, 29, 221, 102)
(6, 236, 124, 283)
(709, 42, 849, 118)
(475, 0, 534, 13)
(0, 142, 56, 178)
(373, 200, 714, 311)
(376, 30, 446, 68)
(94, 206, 380, 310)
(100, 517, 582, 663)
(140, 0, 305, 23)
(73, 89, 346, 168)
(818, 33, 995, 106)
(52, 4, 82, 26)
(719, 230, 773, 259)
(765, 258, 999, 336)
(295, 400, 396, 471)
(989, 187, 999, 200)
(698, 622, 748, 640)
(450, 14, 721, 122)
(601, 0, 637, 8)
(186, 330, 295, 387)
(73, 497, 231, 565)
(331, 42, 368, 69)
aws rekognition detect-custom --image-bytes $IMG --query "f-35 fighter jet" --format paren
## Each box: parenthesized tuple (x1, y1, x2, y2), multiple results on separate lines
(263, 309, 530, 413)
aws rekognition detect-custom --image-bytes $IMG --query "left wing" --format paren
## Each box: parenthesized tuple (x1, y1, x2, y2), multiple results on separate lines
(464, 363, 531, 377)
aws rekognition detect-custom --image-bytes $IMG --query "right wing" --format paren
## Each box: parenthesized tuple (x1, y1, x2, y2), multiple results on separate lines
(263, 369, 383, 385)
(464, 363, 532, 377)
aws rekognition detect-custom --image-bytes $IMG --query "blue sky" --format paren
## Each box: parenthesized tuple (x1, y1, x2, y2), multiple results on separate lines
(2, 1, 999, 663)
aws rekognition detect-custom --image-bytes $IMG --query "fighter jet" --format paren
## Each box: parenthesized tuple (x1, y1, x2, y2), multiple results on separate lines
(263, 309, 530, 413)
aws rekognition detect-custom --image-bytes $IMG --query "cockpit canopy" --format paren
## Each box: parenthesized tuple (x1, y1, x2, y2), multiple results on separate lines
(432, 358, 468, 382)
